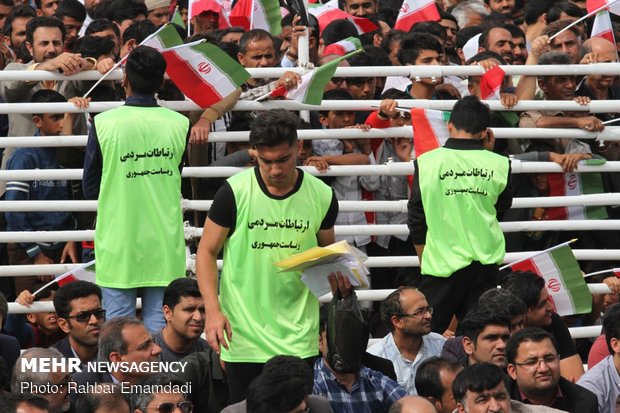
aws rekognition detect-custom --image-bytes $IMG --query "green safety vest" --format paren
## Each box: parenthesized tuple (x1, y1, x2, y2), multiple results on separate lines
(417, 146, 509, 277)
(220, 168, 333, 363)
(94, 105, 188, 288)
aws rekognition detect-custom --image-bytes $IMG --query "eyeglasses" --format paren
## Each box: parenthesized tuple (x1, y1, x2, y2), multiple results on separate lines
(513, 354, 559, 369)
(150, 401, 193, 413)
(397, 306, 433, 318)
(65, 309, 106, 323)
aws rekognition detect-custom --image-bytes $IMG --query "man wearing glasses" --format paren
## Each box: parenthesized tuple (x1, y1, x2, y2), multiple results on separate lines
(52, 281, 105, 369)
(505, 328, 598, 413)
(367, 287, 445, 395)
(131, 374, 193, 413)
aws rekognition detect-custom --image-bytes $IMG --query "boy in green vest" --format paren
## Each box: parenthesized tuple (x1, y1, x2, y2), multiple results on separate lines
(408, 95, 512, 335)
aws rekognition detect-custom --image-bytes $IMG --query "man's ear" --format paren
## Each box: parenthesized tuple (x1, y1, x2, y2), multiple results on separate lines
(57, 317, 71, 334)
(26, 313, 36, 324)
(163, 305, 173, 323)
(109, 351, 122, 363)
(462, 335, 474, 355)
(538, 78, 547, 94)
(456, 402, 467, 413)
(318, 113, 329, 127)
(25, 41, 33, 58)
(32, 115, 43, 129)
(447, 121, 455, 136)
(506, 363, 518, 380)
(237, 52, 244, 65)
(610, 337, 619, 355)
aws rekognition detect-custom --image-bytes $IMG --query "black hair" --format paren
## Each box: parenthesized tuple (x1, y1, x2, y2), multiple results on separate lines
(410, 21, 447, 43)
(505, 327, 558, 364)
(54, 0, 86, 22)
(53, 281, 102, 319)
(3, 5, 35, 38)
(322, 19, 358, 46)
(501, 271, 546, 308)
(362, 45, 391, 67)
(545, 19, 581, 40)
(74, 387, 130, 413)
(25, 15, 66, 46)
(130, 375, 187, 411)
(99, 0, 147, 25)
(347, 51, 374, 67)
(452, 363, 505, 405)
(547, 1, 585, 24)
(246, 371, 308, 413)
(504, 23, 525, 40)
(379, 29, 406, 56)
(439, 10, 458, 26)
(380, 286, 420, 333)
(74, 35, 114, 59)
(125, 45, 166, 95)
(163, 278, 202, 309)
(238, 28, 273, 54)
(603, 302, 620, 354)
(0, 392, 50, 413)
(249, 109, 300, 148)
(281, 13, 320, 43)
(460, 304, 511, 344)
(455, 26, 484, 51)
(0, 290, 6, 325)
(397, 32, 442, 65)
(262, 355, 313, 394)
(30, 89, 66, 117)
(85, 18, 121, 38)
(449, 95, 490, 135)
(416, 357, 463, 400)
(466, 50, 505, 65)
(319, 88, 353, 117)
(122, 19, 156, 44)
(478, 288, 527, 320)
(216, 26, 245, 44)
(380, 88, 410, 100)
(523, 0, 556, 26)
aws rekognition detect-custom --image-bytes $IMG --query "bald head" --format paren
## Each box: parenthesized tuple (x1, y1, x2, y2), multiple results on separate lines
(389, 396, 438, 413)
(583, 37, 617, 60)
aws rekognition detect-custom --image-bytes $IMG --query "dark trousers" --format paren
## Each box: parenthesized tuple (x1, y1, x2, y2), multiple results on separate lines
(225, 355, 318, 404)
(417, 261, 499, 334)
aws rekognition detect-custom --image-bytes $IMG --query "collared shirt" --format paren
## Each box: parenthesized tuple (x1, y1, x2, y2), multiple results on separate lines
(313, 358, 406, 413)
(366, 332, 445, 395)
(577, 355, 620, 413)
(520, 386, 563, 407)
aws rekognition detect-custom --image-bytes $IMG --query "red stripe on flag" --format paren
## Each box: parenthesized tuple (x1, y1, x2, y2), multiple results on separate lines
(587, 0, 608, 13)
(348, 16, 379, 34)
(480, 66, 505, 100)
(509, 259, 541, 274)
(411, 108, 441, 158)
(546, 174, 568, 220)
(614, 270, 620, 278)
(57, 274, 79, 287)
(228, 0, 252, 30)
(595, 29, 615, 44)
(394, 1, 440, 31)
(162, 50, 224, 108)
(270, 85, 287, 98)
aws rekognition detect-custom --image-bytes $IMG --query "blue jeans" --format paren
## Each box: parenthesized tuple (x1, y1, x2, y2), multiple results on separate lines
(101, 287, 166, 332)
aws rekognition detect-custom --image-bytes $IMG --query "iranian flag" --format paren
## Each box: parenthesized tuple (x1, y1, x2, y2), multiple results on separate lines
(32, 260, 97, 297)
(269, 51, 357, 105)
(587, 0, 620, 15)
(142, 23, 183, 50)
(394, 0, 440, 32)
(591, 10, 616, 44)
(161, 41, 251, 108)
(411, 108, 450, 157)
(500, 243, 592, 316)
(309, 1, 378, 34)
(546, 162, 608, 220)
(322, 36, 362, 57)
(171, 6, 186, 28)
(480, 65, 505, 100)
(229, 0, 281, 35)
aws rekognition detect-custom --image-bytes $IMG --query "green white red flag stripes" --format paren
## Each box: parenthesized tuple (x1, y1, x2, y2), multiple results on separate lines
(161, 41, 251, 108)
(269, 51, 358, 105)
(591, 10, 616, 44)
(411, 108, 450, 157)
(587, 0, 620, 15)
(546, 167, 608, 220)
(142, 23, 183, 49)
(32, 260, 96, 297)
(229, 0, 281, 35)
(322, 36, 362, 57)
(394, 0, 440, 31)
(480, 65, 505, 100)
(501, 242, 592, 316)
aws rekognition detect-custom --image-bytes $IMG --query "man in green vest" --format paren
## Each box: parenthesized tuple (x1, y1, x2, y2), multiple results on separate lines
(195, 109, 340, 403)
(408, 95, 512, 335)
(82, 46, 189, 332)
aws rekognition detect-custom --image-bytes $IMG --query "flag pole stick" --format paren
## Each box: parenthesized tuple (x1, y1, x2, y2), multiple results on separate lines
(82, 24, 171, 98)
(550, 0, 620, 40)
(583, 268, 620, 278)
(499, 239, 577, 271)
(187, 0, 193, 37)
(602, 117, 620, 125)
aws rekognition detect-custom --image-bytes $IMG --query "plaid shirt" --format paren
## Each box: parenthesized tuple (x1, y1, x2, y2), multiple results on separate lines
(313, 358, 406, 413)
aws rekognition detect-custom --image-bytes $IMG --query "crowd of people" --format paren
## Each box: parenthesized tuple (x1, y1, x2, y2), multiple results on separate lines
(0, 0, 619, 412)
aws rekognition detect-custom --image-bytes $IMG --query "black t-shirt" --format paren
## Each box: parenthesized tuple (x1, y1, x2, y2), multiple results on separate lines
(547, 312, 578, 360)
(209, 167, 339, 236)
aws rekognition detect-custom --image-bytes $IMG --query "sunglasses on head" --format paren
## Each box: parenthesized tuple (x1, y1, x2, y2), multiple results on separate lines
(153, 401, 193, 413)
(65, 309, 106, 323)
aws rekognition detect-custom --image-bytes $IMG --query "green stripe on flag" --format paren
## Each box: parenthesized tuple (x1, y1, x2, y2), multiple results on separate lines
(262, 0, 282, 35)
(171, 7, 185, 29)
(192, 42, 251, 87)
(582, 158, 607, 166)
(580, 173, 608, 219)
(548, 246, 592, 314)
(302, 51, 358, 105)
(157, 24, 183, 48)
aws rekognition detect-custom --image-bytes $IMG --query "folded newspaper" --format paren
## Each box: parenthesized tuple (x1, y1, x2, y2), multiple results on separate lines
(274, 240, 370, 298)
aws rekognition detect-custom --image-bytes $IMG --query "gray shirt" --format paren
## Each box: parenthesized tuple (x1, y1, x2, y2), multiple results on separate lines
(577, 355, 620, 413)
(152, 329, 210, 363)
